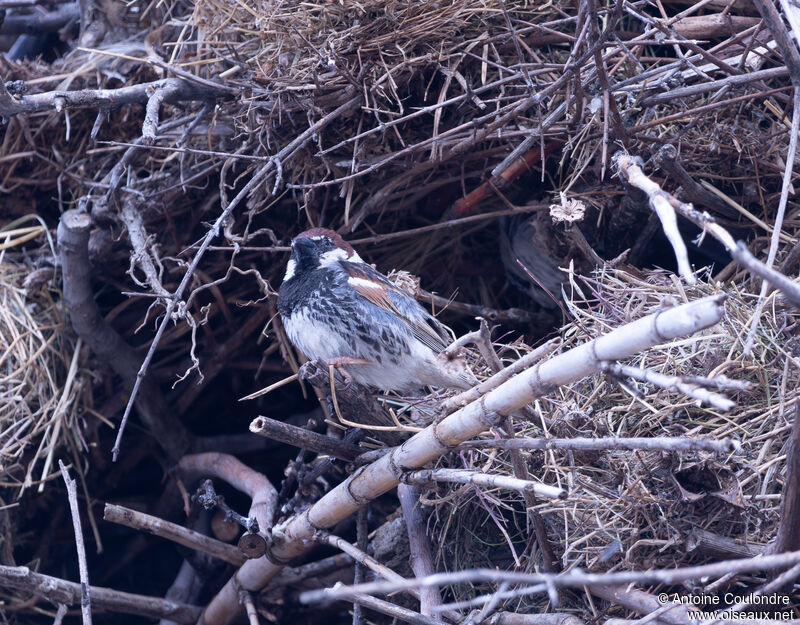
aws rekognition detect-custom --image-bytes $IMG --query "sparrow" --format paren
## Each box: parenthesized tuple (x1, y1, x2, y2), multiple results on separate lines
(277, 228, 476, 393)
(500, 214, 563, 310)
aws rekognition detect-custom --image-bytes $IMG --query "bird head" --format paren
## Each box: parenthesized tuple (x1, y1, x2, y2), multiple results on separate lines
(283, 228, 362, 281)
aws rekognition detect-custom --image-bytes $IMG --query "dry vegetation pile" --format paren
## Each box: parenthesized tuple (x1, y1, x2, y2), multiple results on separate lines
(1, 0, 800, 623)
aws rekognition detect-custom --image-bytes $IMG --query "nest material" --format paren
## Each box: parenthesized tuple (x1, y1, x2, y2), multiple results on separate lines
(1, 0, 800, 622)
(0, 247, 83, 494)
(426, 267, 797, 606)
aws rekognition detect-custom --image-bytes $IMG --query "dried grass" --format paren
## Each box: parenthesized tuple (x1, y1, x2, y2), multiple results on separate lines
(1, 0, 799, 620)
(426, 266, 799, 607)
(0, 220, 85, 494)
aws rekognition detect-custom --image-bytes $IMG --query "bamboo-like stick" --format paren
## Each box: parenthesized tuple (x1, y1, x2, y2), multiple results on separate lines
(197, 294, 726, 625)
(403, 468, 566, 499)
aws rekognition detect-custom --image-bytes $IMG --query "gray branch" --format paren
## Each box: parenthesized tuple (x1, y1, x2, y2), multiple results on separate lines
(0, 565, 201, 623)
(0, 77, 218, 118)
(57, 209, 193, 462)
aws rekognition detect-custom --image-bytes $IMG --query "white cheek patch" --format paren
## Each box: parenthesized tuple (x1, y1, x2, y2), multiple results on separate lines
(319, 247, 349, 267)
(283, 258, 296, 281)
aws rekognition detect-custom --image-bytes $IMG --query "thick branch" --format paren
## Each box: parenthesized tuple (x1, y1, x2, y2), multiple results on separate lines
(57, 209, 192, 462)
(0, 2, 77, 35)
(250, 415, 363, 461)
(199, 294, 726, 625)
(176, 452, 277, 536)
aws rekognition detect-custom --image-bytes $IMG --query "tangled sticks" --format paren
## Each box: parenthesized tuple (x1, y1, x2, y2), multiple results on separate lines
(199, 294, 728, 625)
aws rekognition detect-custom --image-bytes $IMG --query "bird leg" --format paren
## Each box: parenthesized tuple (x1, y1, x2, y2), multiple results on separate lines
(299, 356, 373, 391)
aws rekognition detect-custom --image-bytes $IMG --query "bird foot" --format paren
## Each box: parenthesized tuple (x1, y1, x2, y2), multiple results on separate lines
(321, 356, 373, 391)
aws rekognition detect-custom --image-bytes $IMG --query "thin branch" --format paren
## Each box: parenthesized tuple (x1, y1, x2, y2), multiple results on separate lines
(57, 210, 192, 462)
(249, 415, 363, 461)
(299, 550, 800, 603)
(315, 531, 415, 596)
(198, 295, 726, 625)
(613, 154, 800, 308)
(403, 468, 566, 499)
(176, 453, 277, 537)
(0, 77, 217, 118)
(457, 436, 739, 453)
(59, 461, 92, 625)
(103, 503, 247, 566)
(113, 93, 362, 461)
(348, 594, 440, 625)
(398, 484, 443, 618)
(600, 361, 736, 411)
(613, 155, 694, 284)
(0, 565, 201, 623)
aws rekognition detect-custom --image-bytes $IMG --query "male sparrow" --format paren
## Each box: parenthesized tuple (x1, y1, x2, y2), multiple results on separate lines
(277, 228, 476, 393)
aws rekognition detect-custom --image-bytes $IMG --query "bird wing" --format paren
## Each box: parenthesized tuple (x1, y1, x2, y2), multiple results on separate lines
(340, 261, 451, 354)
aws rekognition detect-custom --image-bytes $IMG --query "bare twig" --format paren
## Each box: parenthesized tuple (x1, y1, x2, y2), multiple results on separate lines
(315, 531, 415, 595)
(614, 154, 800, 308)
(416, 286, 535, 325)
(249, 415, 363, 461)
(57, 210, 192, 462)
(0, 565, 201, 623)
(0, 77, 216, 118)
(198, 295, 726, 625)
(398, 484, 443, 618)
(442, 338, 560, 414)
(403, 468, 566, 499)
(113, 93, 362, 461)
(348, 593, 439, 625)
(613, 155, 694, 284)
(176, 453, 277, 537)
(654, 144, 735, 217)
(600, 361, 736, 411)
(639, 66, 790, 105)
(59, 460, 92, 625)
(457, 436, 738, 453)
(103, 503, 247, 566)
(299, 550, 800, 603)
(120, 198, 169, 297)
